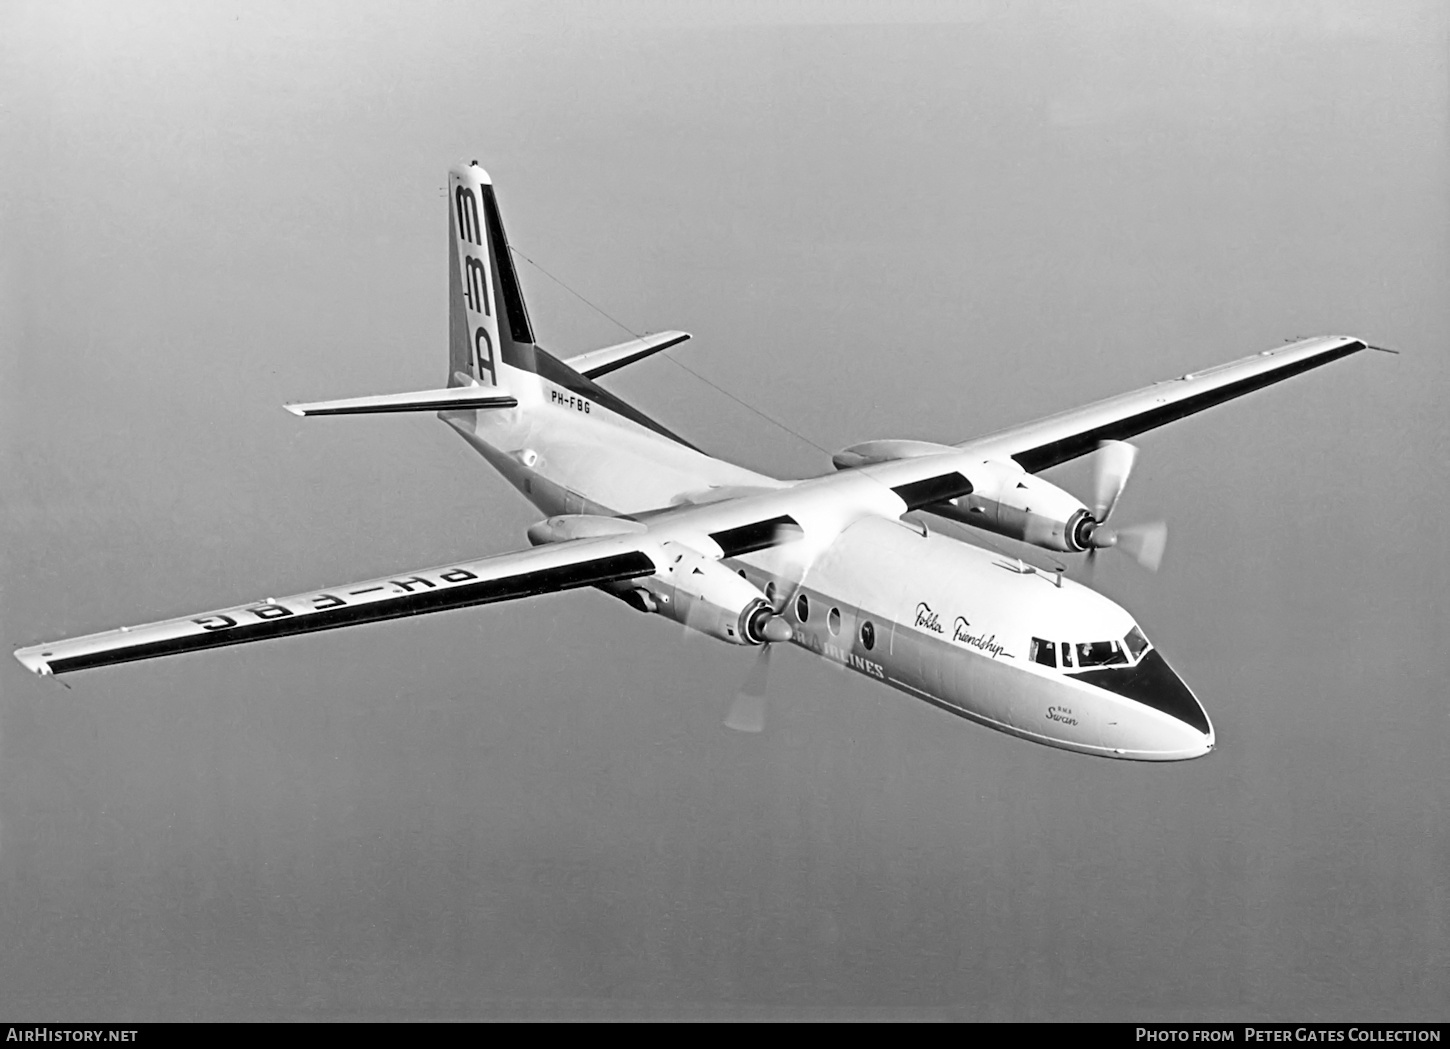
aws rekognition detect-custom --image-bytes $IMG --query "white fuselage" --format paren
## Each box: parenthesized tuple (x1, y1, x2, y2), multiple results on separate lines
(443, 364, 1214, 761)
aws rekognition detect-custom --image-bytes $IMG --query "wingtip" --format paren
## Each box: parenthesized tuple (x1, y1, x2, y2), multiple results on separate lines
(283, 402, 307, 417)
(1331, 335, 1395, 354)
(14, 647, 53, 676)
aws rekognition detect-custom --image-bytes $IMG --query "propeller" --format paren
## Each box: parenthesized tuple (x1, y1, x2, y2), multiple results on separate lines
(722, 590, 793, 732)
(1082, 441, 1168, 575)
(658, 519, 812, 734)
(721, 520, 809, 733)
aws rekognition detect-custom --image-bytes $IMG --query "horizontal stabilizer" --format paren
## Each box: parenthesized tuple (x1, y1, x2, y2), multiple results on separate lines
(284, 386, 518, 417)
(564, 331, 690, 379)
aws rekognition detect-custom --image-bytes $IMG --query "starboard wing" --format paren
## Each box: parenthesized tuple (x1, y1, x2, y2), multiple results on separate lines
(958, 336, 1370, 473)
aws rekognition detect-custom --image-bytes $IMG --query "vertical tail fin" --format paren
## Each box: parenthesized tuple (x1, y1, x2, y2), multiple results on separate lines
(448, 162, 538, 387)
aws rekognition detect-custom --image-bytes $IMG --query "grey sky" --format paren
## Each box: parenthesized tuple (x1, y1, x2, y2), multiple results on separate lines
(2, 0, 1446, 1020)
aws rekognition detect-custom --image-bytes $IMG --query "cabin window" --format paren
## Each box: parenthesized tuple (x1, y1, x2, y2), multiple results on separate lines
(796, 593, 809, 622)
(828, 607, 841, 635)
(1075, 639, 1129, 668)
(860, 620, 876, 650)
(1123, 626, 1150, 661)
(1031, 637, 1056, 668)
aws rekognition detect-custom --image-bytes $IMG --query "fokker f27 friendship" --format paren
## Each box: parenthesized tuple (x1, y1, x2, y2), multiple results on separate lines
(15, 163, 1380, 761)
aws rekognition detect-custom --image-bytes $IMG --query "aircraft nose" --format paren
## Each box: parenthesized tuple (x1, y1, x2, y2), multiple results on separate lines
(1134, 650, 1211, 736)
(1072, 648, 1214, 748)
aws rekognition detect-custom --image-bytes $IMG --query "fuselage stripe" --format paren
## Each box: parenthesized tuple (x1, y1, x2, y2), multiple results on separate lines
(710, 515, 802, 558)
(533, 348, 701, 451)
(891, 472, 974, 510)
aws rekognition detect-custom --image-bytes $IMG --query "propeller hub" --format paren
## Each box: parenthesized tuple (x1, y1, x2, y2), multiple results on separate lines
(745, 601, 794, 645)
(1068, 509, 1099, 552)
(761, 616, 793, 644)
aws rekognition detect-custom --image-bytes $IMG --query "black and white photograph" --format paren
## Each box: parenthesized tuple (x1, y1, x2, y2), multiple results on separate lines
(2, 0, 1445, 1024)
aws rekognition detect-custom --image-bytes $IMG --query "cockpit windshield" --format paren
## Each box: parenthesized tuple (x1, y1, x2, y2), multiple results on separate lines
(1030, 626, 1152, 671)
(1075, 639, 1128, 668)
(1123, 625, 1150, 661)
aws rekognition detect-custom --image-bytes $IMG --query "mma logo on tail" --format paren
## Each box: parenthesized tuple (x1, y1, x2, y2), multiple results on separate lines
(463, 255, 489, 316)
(447, 164, 540, 388)
(449, 177, 500, 387)
(455, 185, 481, 247)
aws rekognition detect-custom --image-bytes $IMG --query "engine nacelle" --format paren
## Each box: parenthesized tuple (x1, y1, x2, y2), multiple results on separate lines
(526, 514, 647, 546)
(631, 545, 787, 646)
(936, 460, 1096, 553)
(831, 439, 958, 470)
(531, 523, 791, 645)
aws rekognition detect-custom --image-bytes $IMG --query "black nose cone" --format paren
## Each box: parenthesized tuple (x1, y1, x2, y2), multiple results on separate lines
(1070, 649, 1211, 734)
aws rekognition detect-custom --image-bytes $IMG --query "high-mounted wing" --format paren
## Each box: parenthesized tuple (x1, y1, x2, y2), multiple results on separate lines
(14, 534, 659, 676)
(959, 336, 1369, 473)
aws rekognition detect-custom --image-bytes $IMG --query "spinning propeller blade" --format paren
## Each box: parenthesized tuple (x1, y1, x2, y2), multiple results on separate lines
(1112, 521, 1167, 572)
(725, 645, 772, 733)
(1092, 440, 1138, 523)
(1083, 441, 1167, 575)
(721, 519, 808, 733)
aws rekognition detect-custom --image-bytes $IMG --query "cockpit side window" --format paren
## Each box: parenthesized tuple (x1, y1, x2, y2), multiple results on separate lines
(1123, 626, 1150, 661)
(1059, 642, 1074, 669)
(1030, 637, 1057, 668)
